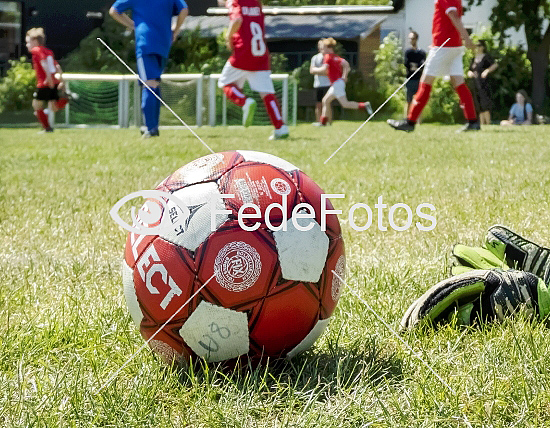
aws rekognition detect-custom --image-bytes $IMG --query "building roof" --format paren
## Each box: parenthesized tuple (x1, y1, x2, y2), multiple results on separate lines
(181, 14, 387, 40)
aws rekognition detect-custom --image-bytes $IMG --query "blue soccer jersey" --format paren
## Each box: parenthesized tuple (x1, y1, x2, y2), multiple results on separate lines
(112, 0, 187, 58)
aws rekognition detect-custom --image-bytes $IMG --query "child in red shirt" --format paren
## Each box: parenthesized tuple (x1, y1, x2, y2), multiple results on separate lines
(310, 38, 373, 126)
(26, 28, 70, 132)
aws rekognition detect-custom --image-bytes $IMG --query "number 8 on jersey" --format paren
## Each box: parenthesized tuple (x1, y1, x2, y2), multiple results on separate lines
(228, 0, 271, 71)
(250, 22, 266, 57)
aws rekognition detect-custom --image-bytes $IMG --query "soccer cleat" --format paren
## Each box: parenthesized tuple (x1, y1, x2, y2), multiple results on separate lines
(38, 128, 54, 134)
(365, 101, 374, 116)
(142, 129, 160, 139)
(242, 98, 257, 128)
(457, 121, 481, 133)
(269, 124, 289, 140)
(387, 119, 415, 132)
(312, 122, 323, 127)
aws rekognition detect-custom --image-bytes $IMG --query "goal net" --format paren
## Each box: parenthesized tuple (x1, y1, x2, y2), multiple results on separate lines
(56, 73, 297, 128)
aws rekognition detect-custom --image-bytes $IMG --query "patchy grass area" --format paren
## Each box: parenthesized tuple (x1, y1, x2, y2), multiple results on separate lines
(1, 123, 550, 427)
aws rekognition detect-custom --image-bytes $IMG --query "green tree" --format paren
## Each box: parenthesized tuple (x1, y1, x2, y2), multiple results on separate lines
(167, 27, 219, 73)
(63, 18, 136, 73)
(64, 19, 289, 75)
(374, 33, 406, 100)
(467, 0, 550, 111)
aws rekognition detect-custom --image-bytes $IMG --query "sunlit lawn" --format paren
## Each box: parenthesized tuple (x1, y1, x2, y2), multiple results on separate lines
(1, 122, 550, 426)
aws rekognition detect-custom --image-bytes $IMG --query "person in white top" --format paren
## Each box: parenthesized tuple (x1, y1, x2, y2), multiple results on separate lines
(309, 39, 331, 124)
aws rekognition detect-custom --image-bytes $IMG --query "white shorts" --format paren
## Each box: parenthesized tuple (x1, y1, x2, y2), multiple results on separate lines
(326, 78, 346, 99)
(424, 46, 465, 77)
(217, 62, 275, 94)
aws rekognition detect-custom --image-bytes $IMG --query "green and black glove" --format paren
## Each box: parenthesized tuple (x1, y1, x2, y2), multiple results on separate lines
(401, 269, 550, 330)
(402, 225, 550, 330)
(451, 225, 550, 283)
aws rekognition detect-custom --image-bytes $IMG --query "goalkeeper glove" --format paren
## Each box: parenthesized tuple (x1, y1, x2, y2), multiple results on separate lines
(450, 225, 550, 284)
(401, 269, 550, 330)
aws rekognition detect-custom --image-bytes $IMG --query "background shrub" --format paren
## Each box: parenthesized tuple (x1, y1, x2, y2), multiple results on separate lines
(0, 58, 36, 114)
(373, 32, 406, 115)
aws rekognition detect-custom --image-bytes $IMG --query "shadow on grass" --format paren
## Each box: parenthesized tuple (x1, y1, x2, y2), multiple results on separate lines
(174, 336, 403, 400)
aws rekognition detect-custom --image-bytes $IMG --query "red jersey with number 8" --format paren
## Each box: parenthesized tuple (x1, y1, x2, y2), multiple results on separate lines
(228, 0, 270, 71)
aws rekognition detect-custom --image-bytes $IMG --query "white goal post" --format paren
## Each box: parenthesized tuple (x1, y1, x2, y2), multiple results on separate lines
(57, 73, 298, 128)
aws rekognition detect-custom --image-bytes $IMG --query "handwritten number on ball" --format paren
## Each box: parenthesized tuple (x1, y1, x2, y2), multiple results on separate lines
(198, 322, 231, 353)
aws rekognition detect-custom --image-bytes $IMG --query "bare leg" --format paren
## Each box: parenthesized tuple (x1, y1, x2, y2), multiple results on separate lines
(32, 99, 45, 112)
(321, 93, 336, 123)
(315, 102, 322, 122)
(49, 100, 59, 113)
(421, 75, 436, 85)
(336, 95, 361, 110)
(449, 75, 465, 88)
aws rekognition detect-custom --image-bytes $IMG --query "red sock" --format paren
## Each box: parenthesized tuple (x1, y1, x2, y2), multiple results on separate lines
(56, 98, 69, 109)
(455, 83, 477, 121)
(358, 102, 365, 110)
(223, 84, 247, 107)
(262, 93, 284, 129)
(35, 109, 50, 129)
(408, 82, 432, 123)
(320, 116, 328, 125)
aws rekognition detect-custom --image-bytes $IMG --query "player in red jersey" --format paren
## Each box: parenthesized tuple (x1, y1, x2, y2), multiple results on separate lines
(25, 28, 71, 133)
(217, 0, 289, 140)
(388, 0, 480, 132)
(310, 38, 373, 126)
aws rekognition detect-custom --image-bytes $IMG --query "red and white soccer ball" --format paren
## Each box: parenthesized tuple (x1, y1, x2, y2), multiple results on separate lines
(121, 151, 345, 365)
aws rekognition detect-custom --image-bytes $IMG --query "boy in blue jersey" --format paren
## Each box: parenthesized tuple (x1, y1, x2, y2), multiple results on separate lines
(109, 0, 188, 138)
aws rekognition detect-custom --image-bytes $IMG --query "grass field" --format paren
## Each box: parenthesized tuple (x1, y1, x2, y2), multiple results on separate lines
(2, 122, 550, 427)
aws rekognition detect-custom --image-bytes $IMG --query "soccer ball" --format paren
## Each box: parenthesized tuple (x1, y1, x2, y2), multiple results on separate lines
(121, 151, 345, 365)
